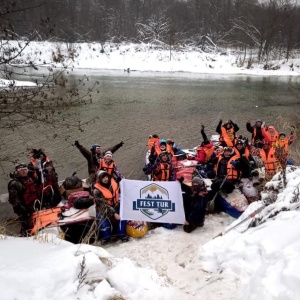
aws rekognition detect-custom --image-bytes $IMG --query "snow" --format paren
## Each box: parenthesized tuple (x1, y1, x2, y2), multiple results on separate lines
(1, 167, 300, 300)
(1, 41, 300, 299)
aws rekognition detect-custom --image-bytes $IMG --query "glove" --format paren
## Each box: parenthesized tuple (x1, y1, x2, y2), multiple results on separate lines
(118, 141, 124, 147)
(178, 177, 184, 183)
(142, 167, 148, 173)
(219, 119, 222, 125)
(201, 125, 205, 131)
(230, 161, 237, 167)
(74, 140, 79, 147)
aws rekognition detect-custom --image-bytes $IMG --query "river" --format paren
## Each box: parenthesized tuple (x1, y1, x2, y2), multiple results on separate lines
(0, 70, 299, 225)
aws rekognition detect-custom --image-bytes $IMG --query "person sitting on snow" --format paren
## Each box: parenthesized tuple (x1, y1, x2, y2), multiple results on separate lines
(93, 170, 128, 245)
(74, 140, 124, 185)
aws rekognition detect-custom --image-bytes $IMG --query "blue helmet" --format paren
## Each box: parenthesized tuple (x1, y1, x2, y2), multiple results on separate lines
(91, 144, 100, 149)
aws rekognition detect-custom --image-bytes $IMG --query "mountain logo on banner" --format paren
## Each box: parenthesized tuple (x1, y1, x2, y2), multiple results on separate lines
(132, 183, 175, 220)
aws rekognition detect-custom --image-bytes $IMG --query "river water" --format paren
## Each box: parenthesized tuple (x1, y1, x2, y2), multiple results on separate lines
(0, 70, 299, 224)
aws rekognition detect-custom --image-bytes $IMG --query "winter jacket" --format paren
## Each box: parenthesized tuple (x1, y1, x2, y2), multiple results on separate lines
(8, 176, 40, 216)
(75, 141, 123, 177)
(195, 142, 214, 163)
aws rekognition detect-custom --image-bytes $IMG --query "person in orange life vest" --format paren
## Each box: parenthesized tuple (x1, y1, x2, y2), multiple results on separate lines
(144, 151, 175, 181)
(215, 147, 241, 183)
(246, 119, 271, 148)
(259, 138, 280, 179)
(98, 151, 124, 183)
(195, 125, 215, 163)
(93, 170, 128, 244)
(234, 139, 256, 178)
(274, 132, 290, 164)
(39, 161, 61, 209)
(214, 145, 224, 158)
(216, 119, 240, 147)
(148, 139, 173, 164)
(28, 148, 49, 180)
(267, 126, 279, 146)
(166, 139, 185, 155)
(147, 134, 160, 150)
(8, 163, 40, 235)
(74, 140, 124, 185)
(277, 132, 290, 152)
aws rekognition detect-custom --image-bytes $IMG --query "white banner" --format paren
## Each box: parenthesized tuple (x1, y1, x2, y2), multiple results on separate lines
(120, 179, 185, 224)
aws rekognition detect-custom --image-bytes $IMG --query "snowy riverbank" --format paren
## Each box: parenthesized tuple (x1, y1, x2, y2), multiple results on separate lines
(3, 41, 300, 80)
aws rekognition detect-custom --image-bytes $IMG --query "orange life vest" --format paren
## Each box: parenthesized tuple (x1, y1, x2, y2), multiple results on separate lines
(155, 144, 174, 156)
(216, 153, 241, 180)
(275, 137, 289, 154)
(98, 158, 116, 176)
(153, 163, 171, 181)
(196, 145, 215, 162)
(220, 127, 236, 147)
(94, 180, 119, 207)
(259, 147, 280, 176)
(252, 127, 271, 144)
(148, 137, 159, 150)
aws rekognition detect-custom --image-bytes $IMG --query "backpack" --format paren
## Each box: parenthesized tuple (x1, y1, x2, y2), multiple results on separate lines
(67, 191, 94, 209)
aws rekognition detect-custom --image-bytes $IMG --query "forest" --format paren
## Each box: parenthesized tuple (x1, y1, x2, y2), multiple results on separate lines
(1, 0, 300, 62)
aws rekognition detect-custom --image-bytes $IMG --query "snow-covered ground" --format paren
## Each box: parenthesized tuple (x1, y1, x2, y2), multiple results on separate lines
(1, 41, 300, 299)
(1, 167, 300, 300)
(3, 41, 300, 81)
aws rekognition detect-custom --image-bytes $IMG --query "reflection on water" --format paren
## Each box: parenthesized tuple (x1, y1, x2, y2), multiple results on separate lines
(0, 70, 298, 194)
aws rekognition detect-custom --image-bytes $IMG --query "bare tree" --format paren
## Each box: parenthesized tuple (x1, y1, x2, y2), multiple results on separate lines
(0, 2, 98, 166)
(136, 15, 171, 47)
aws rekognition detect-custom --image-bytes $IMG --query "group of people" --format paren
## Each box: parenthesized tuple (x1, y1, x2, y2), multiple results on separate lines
(7, 117, 294, 239)
(8, 141, 126, 242)
(143, 118, 294, 233)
